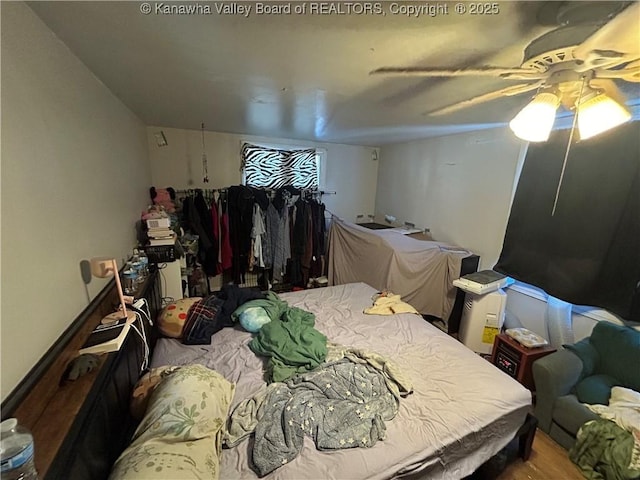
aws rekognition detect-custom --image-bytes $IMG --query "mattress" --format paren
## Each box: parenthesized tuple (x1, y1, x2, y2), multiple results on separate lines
(150, 283, 531, 479)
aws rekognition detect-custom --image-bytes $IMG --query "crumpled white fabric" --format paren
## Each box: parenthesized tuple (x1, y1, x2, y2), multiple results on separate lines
(364, 292, 420, 315)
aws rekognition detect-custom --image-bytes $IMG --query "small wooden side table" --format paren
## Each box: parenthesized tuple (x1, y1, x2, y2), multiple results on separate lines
(490, 333, 556, 391)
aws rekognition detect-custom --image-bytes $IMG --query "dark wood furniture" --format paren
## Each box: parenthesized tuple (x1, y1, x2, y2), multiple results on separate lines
(1, 269, 162, 480)
(491, 333, 556, 391)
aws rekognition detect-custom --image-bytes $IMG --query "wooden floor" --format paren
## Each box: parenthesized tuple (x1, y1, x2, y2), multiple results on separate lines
(496, 429, 584, 480)
(455, 348, 585, 479)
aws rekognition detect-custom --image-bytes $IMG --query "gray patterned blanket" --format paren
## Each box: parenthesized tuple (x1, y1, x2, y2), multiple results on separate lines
(224, 345, 412, 477)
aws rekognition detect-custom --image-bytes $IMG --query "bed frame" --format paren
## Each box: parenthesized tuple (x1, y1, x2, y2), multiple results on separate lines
(0, 269, 162, 480)
(1, 270, 536, 480)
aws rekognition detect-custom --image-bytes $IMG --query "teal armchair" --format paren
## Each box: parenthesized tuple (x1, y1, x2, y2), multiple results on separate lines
(532, 321, 640, 449)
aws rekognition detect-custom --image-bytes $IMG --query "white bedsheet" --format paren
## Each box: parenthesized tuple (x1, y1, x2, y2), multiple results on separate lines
(151, 283, 531, 479)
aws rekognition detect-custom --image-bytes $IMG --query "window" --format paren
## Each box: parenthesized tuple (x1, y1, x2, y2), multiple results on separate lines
(241, 143, 319, 189)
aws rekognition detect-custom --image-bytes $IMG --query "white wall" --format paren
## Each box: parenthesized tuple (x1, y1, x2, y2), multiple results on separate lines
(0, 3, 151, 401)
(375, 127, 526, 269)
(147, 126, 379, 222)
(505, 284, 629, 343)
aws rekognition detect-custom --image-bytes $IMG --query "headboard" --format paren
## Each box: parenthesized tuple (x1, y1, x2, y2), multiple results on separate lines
(1, 268, 162, 480)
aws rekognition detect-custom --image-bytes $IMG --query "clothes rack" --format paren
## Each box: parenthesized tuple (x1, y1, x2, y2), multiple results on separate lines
(173, 185, 335, 291)
(175, 187, 335, 209)
(175, 188, 227, 205)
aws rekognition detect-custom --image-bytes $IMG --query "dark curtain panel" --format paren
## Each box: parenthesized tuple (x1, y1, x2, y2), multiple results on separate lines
(495, 121, 640, 321)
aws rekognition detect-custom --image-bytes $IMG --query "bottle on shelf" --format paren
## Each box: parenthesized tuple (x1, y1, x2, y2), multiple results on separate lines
(0, 418, 39, 480)
(138, 250, 149, 278)
(131, 262, 144, 286)
(122, 269, 139, 295)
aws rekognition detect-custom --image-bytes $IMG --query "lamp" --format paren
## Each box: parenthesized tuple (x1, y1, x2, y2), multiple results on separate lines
(577, 92, 632, 140)
(90, 257, 136, 325)
(509, 92, 560, 142)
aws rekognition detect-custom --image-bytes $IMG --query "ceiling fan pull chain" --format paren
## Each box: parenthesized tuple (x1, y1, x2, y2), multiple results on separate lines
(551, 76, 587, 216)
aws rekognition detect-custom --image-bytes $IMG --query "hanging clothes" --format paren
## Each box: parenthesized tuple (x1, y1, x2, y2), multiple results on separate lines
(181, 193, 215, 277)
(219, 194, 233, 271)
(272, 203, 292, 284)
(194, 191, 218, 277)
(265, 202, 279, 274)
(228, 185, 254, 284)
(210, 196, 221, 275)
(288, 198, 307, 287)
(176, 185, 329, 290)
(302, 201, 313, 286)
(310, 200, 326, 279)
(251, 203, 266, 269)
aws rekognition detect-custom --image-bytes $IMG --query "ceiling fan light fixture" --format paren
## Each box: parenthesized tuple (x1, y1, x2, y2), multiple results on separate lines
(577, 93, 631, 140)
(509, 92, 560, 142)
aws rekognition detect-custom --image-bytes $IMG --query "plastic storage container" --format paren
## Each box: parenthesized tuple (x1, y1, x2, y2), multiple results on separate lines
(0, 418, 38, 480)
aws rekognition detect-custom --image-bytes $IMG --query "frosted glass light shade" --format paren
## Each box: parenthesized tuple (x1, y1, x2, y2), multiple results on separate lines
(577, 94, 631, 140)
(509, 93, 560, 142)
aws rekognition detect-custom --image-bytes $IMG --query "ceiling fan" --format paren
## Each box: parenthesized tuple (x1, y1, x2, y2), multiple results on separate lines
(370, 1, 639, 140)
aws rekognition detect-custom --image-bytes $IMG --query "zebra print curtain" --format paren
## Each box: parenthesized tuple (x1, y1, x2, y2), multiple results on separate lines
(241, 143, 318, 189)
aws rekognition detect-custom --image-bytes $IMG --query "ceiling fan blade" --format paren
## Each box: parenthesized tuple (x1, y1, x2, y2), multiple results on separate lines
(424, 82, 544, 116)
(593, 58, 640, 82)
(370, 66, 544, 81)
(573, 2, 640, 62)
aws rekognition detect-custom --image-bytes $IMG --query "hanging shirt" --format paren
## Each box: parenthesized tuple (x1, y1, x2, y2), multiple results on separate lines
(251, 203, 266, 268)
(266, 203, 280, 271)
(273, 206, 291, 283)
(220, 199, 233, 271)
(210, 197, 221, 275)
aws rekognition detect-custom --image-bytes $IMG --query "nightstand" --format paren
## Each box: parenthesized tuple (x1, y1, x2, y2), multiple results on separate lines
(490, 333, 556, 391)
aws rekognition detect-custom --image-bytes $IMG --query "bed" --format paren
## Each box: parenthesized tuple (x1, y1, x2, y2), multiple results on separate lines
(140, 282, 532, 479)
(327, 219, 479, 332)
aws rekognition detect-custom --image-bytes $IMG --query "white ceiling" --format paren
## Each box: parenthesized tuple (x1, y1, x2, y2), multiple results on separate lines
(27, 1, 637, 145)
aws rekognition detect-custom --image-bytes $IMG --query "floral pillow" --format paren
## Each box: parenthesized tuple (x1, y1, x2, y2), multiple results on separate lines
(109, 364, 235, 480)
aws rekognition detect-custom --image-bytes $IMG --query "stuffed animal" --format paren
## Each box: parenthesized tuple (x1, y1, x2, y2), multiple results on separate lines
(141, 204, 166, 220)
(149, 186, 176, 213)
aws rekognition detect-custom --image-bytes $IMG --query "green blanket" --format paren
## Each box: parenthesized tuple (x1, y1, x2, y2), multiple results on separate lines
(570, 419, 640, 480)
(249, 303, 327, 383)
